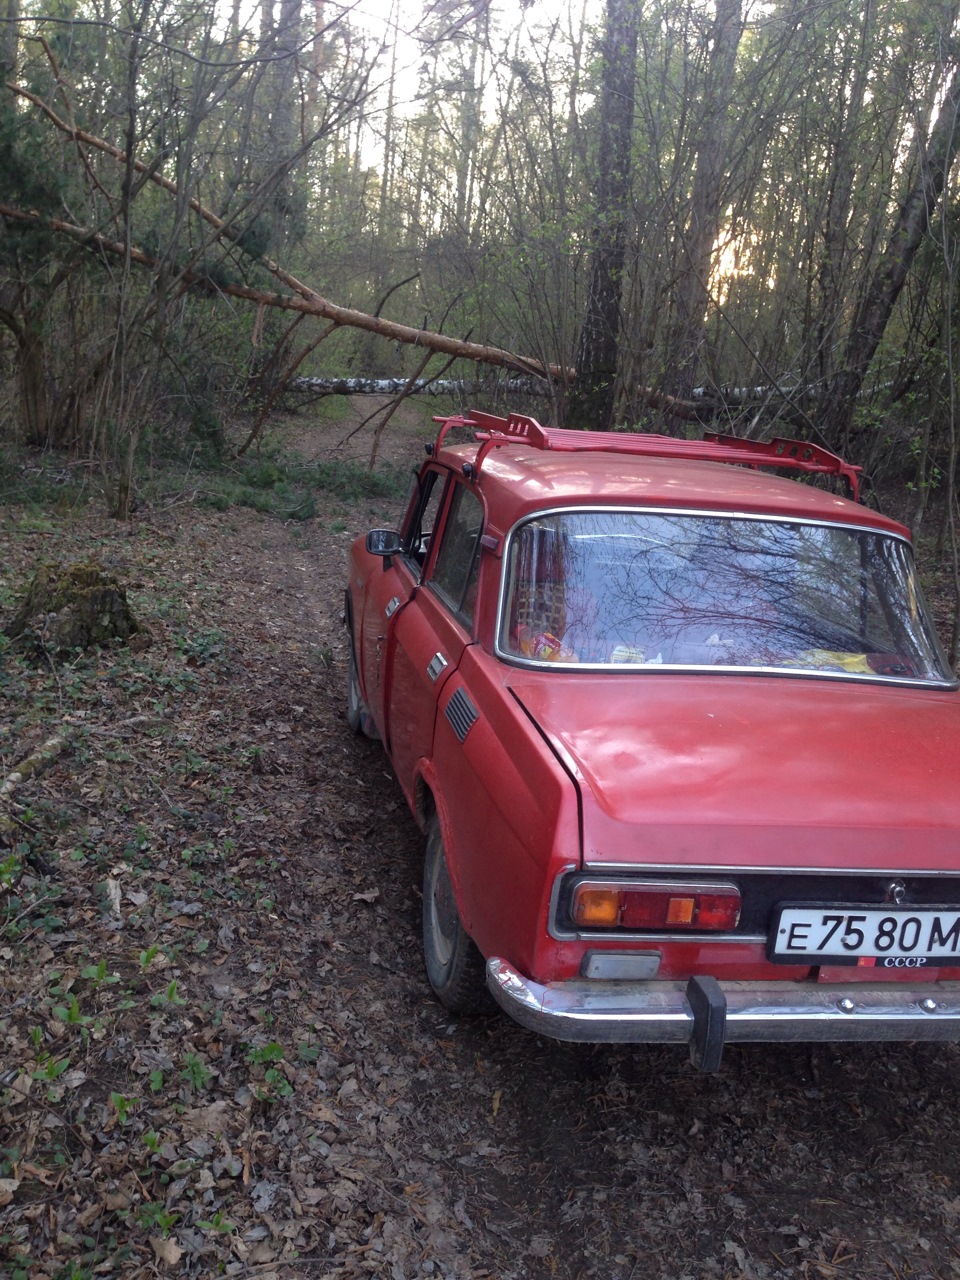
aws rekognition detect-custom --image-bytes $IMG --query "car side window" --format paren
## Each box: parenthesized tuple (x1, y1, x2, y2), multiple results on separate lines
(429, 484, 484, 625)
(402, 469, 446, 576)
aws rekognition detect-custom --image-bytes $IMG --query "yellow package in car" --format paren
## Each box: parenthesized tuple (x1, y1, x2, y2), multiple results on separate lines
(803, 649, 873, 673)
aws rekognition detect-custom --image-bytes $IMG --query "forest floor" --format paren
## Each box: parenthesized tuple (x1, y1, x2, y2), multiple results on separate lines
(2, 400, 960, 1280)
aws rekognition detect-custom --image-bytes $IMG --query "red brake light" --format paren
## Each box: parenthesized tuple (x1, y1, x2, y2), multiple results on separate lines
(571, 881, 741, 932)
(696, 893, 741, 930)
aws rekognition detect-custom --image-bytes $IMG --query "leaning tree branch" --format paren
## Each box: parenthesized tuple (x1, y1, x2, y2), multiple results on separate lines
(2, 84, 723, 423)
(826, 59, 960, 446)
(4, 81, 571, 383)
(368, 347, 438, 467)
(0, 202, 572, 379)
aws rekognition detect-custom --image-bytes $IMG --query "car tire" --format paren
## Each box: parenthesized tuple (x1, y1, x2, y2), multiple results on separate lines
(346, 647, 379, 740)
(346, 649, 364, 734)
(422, 816, 490, 1013)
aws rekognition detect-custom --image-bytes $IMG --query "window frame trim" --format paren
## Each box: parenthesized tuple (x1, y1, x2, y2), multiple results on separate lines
(399, 465, 451, 583)
(424, 478, 488, 629)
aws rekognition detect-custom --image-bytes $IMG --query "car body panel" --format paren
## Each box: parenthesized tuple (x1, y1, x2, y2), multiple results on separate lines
(428, 645, 581, 981)
(384, 585, 468, 805)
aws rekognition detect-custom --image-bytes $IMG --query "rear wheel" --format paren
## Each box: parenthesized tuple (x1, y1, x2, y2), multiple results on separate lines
(422, 816, 489, 1013)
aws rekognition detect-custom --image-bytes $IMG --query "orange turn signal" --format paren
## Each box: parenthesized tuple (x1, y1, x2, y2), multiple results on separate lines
(665, 896, 696, 925)
(572, 887, 621, 927)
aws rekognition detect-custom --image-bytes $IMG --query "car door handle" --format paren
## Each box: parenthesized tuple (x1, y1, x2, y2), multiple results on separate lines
(385, 596, 401, 619)
(426, 652, 448, 682)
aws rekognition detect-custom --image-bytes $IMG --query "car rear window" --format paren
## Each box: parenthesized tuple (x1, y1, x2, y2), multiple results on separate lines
(498, 510, 954, 684)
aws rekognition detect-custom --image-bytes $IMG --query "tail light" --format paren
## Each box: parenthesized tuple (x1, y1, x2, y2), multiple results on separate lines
(571, 880, 741, 932)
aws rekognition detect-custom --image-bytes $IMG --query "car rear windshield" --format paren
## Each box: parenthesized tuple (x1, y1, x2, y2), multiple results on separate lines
(498, 510, 954, 684)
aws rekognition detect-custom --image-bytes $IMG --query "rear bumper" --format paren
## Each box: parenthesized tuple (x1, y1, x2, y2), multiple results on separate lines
(486, 957, 960, 1053)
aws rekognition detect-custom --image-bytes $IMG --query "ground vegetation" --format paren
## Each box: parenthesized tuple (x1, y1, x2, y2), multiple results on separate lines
(2, 405, 960, 1280)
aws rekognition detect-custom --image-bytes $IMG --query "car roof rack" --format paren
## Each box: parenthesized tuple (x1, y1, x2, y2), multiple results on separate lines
(432, 409, 862, 502)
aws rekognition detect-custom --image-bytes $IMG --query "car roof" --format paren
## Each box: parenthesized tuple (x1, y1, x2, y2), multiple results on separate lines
(435, 440, 908, 537)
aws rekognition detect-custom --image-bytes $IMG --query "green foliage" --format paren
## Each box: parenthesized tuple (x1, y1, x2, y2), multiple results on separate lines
(4, 1248, 34, 1280)
(53, 995, 92, 1027)
(174, 627, 226, 666)
(237, 216, 274, 260)
(245, 1041, 284, 1065)
(134, 1202, 180, 1236)
(179, 1053, 212, 1091)
(244, 460, 285, 490)
(31, 1054, 70, 1082)
(312, 458, 408, 503)
(0, 848, 22, 893)
(0, 448, 91, 510)
(245, 1041, 294, 1101)
(188, 402, 227, 463)
(197, 1209, 236, 1234)
(109, 1092, 138, 1124)
(0, 104, 66, 263)
(53, 1264, 94, 1280)
(80, 959, 120, 988)
(150, 980, 186, 1009)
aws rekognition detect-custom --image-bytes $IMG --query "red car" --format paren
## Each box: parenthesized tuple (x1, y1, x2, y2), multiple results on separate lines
(345, 410, 960, 1069)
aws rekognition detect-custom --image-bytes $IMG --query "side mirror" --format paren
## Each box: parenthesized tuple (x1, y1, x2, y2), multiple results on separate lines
(365, 529, 403, 560)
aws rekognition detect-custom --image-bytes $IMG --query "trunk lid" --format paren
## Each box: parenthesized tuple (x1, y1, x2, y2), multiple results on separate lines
(507, 672, 960, 871)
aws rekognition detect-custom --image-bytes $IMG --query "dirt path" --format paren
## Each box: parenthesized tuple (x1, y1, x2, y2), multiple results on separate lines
(3, 404, 960, 1279)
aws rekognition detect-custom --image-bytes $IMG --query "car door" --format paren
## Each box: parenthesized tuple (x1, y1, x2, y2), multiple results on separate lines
(358, 467, 447, 734)
(383, 479, 485, 802)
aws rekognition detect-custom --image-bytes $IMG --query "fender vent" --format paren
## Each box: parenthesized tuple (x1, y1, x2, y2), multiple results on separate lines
(445, 688, 479, 743)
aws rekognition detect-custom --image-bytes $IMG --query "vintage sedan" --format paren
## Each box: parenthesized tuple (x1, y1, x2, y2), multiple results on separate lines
(344, 410, 960, 1069)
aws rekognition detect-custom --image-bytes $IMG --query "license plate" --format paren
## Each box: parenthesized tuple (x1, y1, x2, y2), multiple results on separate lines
(769, 904, 960, 965)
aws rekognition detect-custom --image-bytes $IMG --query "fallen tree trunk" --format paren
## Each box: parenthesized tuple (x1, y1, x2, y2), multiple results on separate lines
(0, 732, 70, 843)
(290, 375, 554, 397)
(0, 733, 69, 802)
(288, 375, 745, 421)
(1, 201, 718, 424)
(0, 86, 734, 424)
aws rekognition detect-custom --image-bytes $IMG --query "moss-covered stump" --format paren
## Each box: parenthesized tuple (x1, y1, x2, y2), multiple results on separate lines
(4, 561, 140, 657)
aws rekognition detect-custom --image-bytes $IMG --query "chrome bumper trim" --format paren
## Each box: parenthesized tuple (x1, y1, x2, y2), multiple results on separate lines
(486, 957, 960, 1045)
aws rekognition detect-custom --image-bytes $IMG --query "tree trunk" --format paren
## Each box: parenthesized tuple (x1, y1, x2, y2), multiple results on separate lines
(1, 0, 18, 79)
(21, 314, 49, 446)
(568, 0, 639, 430)
(823, 60, 960, 449)
(669, 0, 744, 403)
(0, 301, 49, 446)
(376, 2, 398, 246)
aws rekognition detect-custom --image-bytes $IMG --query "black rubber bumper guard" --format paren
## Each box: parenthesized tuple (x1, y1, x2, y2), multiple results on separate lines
(685, 975, 727, 1072)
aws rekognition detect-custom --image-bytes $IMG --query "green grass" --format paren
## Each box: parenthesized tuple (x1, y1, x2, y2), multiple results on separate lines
(0, 446, 92, 511)
(184, 454, 407, 520)
(1, 412, 408, 523)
